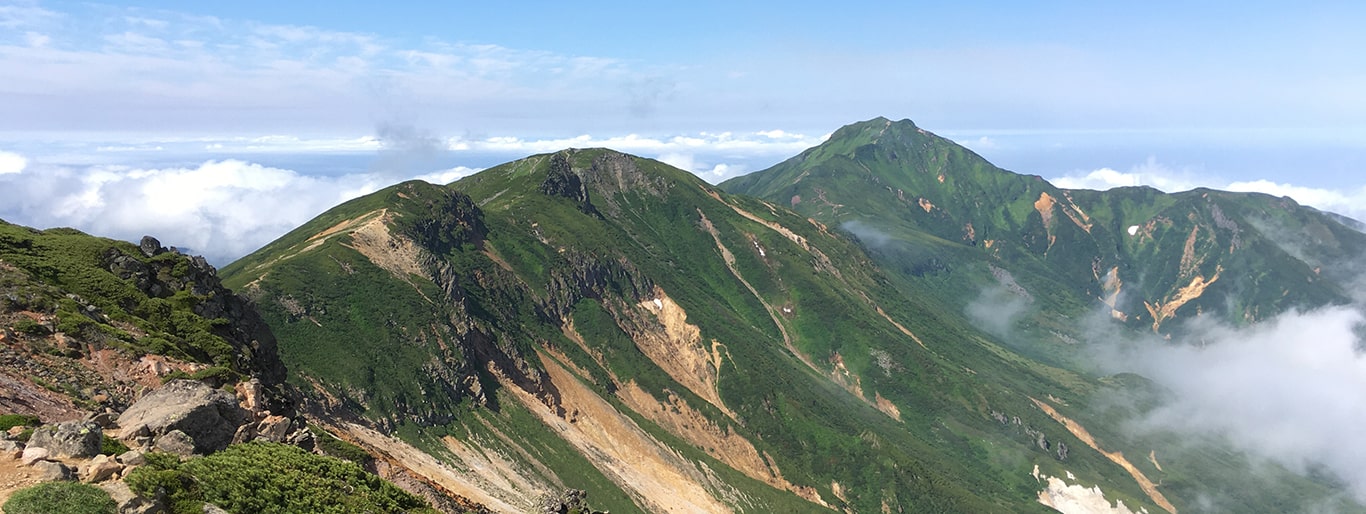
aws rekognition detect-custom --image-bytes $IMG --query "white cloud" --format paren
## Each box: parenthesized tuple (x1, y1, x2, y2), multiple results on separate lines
(656, 152, 696, 171)
(957, 136, 998, 151)
(1102, 306, 1366, 502)
(412, 166, 481, 185)
(23, 31, 48, 48)
(0, 158, 453, 264)
(0, 150, 26, 174)
(652, 152, 751, 182)
(704, 163, 746, 180)
(0, 4, 57, 29)
(1049, 157, 1366, 222)
(444, 131, 822, 158)
(1225, 179, 1366, 220)
(1049, 157, 1203, 192)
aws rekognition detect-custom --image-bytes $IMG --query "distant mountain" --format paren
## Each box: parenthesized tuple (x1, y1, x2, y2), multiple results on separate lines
(723, 117, 1365, 338)
(221, 140, 1365, 513)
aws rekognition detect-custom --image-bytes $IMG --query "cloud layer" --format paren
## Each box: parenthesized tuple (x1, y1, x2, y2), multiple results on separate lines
(0, 153, 478, 264)
(1095, 306, 1366, 502)
(1049, 157, 1366, 223)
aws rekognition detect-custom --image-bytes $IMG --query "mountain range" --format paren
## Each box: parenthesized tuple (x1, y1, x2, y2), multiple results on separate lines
(3, 117, 1363, 513)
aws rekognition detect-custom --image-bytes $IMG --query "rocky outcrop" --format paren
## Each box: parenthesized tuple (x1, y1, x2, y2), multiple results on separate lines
(27, 420, 102, 459)
(539, 152, 596, 215)
(103, 242, 288, 388)
(117, 379, 246, 454)
(537, 488, 607, 514)
(391, 182, 488, 257)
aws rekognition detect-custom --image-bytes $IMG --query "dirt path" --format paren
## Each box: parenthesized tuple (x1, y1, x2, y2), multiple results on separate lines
(0, 452, 40, 508)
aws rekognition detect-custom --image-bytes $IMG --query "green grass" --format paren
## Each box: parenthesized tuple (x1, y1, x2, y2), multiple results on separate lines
(2, 482, 117, 514)
(125, 443, 436, 514)
(0, 221, 246, 368)
(0, 413, 40, 431)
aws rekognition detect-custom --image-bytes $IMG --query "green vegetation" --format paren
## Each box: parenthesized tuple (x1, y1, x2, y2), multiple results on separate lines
(0, 221, 246, 369)
(0, 413, 40, 431)
(101, 434, 130, 456)
(309, 425, 373, 466)
(2, 482, 118, 514)
(125, 443, 436, 514)
(221, 123, 1366, 513)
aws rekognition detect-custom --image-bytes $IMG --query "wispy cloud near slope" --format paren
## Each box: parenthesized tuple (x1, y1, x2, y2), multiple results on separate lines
(1094, 305, 1366, 503)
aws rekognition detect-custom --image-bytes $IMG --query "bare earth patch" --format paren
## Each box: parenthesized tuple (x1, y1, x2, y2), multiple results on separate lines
(512, 351, 733, 514)
(1032, 398, 1175, 513)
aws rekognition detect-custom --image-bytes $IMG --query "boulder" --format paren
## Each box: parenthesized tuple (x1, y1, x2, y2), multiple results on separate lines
(118, 380, 246, 454)
(102, 481, 165, 514)
(154, 430, 196, 457)
(139, 236, 165, 257)
(118, 449, 146, 466)
(33, 459, 74, 481)
(27, 420, 103, 459)
(88, 411, 119, 429)
(203, 504, 230, 514)
(231, 423, 256, 445)
(0, 439, 21, 452)
(256, 415, 292, 442)
(20, 446, 49, 465)
(83, 454, 124, 483)
(235, 378, 267, 415)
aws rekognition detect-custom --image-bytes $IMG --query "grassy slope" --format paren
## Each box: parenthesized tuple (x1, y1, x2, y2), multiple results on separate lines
(722, 118, 1366, 512)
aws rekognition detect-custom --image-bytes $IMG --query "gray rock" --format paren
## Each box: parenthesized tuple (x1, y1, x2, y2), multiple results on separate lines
(118, 449, 146, 466)
(202, 504, 230, 514)
(33, 459, 74, 481)
(139, 236, 165, 257)
(154, 430, 196, 457)
(118, 379, 246, 454)
(88, 411, 119, 429)
(231, 423, 256, 445)
(287, 427, 315, 451)
(102, 481, 165, 514)
(0, 439, 21, 452)
(20, 446, 49, 465)
(28, 420, 103, 459)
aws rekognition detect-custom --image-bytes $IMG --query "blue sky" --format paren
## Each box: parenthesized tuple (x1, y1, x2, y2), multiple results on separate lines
(1, 0, 1365, 262)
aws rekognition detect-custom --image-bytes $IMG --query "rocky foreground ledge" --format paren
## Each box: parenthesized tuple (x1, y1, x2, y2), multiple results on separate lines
(1, 378, 312, 513)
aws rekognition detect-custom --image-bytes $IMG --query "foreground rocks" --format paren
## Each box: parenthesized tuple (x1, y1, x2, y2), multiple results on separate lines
(28, 420, 102, 459)
(118, 379, 246, 454)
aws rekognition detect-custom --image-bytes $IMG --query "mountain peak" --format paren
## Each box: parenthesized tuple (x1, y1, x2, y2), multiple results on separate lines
(826, 117, 922, 147)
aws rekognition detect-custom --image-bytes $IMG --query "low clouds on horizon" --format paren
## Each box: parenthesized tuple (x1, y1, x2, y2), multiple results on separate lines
(0, 154, 478, 264)
(0, 127, 820, 264)
(1048, 157, 1366, 224)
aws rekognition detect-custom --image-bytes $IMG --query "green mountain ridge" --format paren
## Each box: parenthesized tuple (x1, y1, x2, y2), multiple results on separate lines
(724, 117, 1363, 339)
(5, 116, 1363, 513)
(219, 125, 1366, 512)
